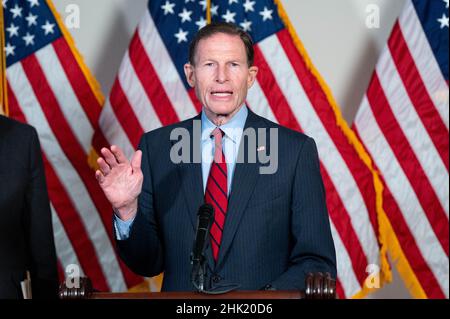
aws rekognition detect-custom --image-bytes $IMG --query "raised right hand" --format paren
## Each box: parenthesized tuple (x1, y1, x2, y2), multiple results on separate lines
(95, 145, 143, 221)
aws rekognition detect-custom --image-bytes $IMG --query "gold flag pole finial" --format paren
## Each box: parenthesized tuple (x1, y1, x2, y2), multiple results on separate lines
(206, 0, 211, 24)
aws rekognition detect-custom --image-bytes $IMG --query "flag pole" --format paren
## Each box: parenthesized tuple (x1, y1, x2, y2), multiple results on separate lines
(206, 0, 211, 24)
(0, 2, 8, 116)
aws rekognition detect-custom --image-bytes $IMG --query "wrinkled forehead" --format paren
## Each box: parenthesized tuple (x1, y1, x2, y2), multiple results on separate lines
(195, 33, 247, 62)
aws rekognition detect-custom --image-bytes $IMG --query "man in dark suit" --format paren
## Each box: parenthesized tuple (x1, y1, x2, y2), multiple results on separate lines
(0, 115, 59, 299)
(96, 22, 336, 292)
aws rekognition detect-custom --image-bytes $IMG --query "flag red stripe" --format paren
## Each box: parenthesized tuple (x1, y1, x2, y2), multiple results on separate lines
(254, 39, 371, 294)
(129, 32, 180, 126)
(388, 22, 449, 170)
(367, 74, 449, 255)
(188, 88, 202, 113)
(380, 178, 445, 298)
(52, 38, 102, 128)
(6, 84, 110, 291)
(20, 55, 142, 287)
(53, 37, 111, 154)
(92, 128, 112, 153)
(7, 83, 27, 123)
(321, 167, 369, 287)
(20, 55, 113, 230)
(253, 45, 302, 131)
(354, 127, 445, 298)
(277, 29, 380, 234)
(42, 153, 110, 291)
(109, 78, 144, 148)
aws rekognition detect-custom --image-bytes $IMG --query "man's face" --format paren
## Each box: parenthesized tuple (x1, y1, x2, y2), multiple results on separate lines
(184, 33, 258, 125)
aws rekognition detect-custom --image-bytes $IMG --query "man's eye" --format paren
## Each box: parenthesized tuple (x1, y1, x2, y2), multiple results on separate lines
(205, 63, 214, 67)
(230, 63, 239, 67)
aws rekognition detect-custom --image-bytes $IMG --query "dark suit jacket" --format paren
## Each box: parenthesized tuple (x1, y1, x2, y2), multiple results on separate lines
(116, 110, 336, 291)
(0, 115, 58, 299)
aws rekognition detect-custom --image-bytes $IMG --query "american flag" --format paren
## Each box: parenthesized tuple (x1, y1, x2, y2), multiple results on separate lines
(94, 0, 391, 298)
(2, 0, 142, 291)
(354, 0, 449, 298)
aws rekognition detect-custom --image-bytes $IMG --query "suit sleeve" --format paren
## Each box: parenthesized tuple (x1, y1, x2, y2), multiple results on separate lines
(26, 128, 59, 299)
(115, 135, 164, 277)
(269, 137, 337, 290)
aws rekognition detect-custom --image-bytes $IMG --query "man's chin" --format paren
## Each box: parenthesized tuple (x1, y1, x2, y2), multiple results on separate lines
(206, 104, 241, 117)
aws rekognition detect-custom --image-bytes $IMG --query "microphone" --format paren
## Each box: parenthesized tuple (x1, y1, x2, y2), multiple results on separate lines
(191, 204, 214, 291)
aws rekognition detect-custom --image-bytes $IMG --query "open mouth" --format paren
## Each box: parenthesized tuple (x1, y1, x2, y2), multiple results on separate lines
(211, 91, 233, 97)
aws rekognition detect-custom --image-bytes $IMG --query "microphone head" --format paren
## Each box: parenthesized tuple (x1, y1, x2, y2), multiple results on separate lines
(198, 203, 214, 218)
(191, 204, 215, 265)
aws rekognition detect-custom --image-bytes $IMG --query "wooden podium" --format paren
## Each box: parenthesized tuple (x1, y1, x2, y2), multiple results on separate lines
(59, 273, 336, 300)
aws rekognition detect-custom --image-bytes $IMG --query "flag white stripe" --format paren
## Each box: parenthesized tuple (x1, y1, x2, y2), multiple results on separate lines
(330, 220, 361, 298)
(35, 45, 94, 153)
(258, 35, 380, 264)
(247, 80, 277, 123)
(50, 204, 85, 277)
(377, 49, 449, 216)
(399, 0, 449, 129)
(139, 11, 197, 121)
(99, 99, 136, 160)
(8, 63, 127, 292)
(118, 51, 162, 132)
(355, 96, 449, 297)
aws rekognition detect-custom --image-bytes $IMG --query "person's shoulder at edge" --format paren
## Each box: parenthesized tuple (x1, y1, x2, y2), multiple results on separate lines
(0, 114, 37, 139)
(139, 113, 201, 145)
(249, 111, 314, 150)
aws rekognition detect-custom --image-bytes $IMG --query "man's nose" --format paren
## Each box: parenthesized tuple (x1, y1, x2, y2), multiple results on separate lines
(215, 65, 228, 83)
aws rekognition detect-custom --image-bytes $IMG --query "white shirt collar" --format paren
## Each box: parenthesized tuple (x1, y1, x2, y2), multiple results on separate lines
(201, 105, 248, 144)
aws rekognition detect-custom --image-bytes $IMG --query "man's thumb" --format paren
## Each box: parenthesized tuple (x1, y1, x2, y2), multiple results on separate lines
(131, 150, 142, 172)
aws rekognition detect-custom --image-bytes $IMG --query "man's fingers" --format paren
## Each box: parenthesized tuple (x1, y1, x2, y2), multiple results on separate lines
(131, 150, 142, 172)
(101, 147, 120, 168)
(111, 145, 129, 165)
(97, 157, 111, 176)
(95, 170, 105, 184)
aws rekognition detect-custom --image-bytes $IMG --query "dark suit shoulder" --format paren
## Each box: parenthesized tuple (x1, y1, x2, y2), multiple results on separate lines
(140, 115, 201, 152)
(250, 111, 312, 146)
(0, 116, 40, 173)
(140, 115, 199, 144)
(0, 115, 37, 141)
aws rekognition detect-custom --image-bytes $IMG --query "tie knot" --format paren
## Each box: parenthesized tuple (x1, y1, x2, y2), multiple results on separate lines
(211, 128, 224, 140)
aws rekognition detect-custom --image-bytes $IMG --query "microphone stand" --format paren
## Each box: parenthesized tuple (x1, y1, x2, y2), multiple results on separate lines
(191, 253, 206, 292)
(190, 204, 239, 294)
(191, 253, 240, 294)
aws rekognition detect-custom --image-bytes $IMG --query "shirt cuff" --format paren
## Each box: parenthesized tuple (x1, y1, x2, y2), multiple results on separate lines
(114, 214, 135, 241)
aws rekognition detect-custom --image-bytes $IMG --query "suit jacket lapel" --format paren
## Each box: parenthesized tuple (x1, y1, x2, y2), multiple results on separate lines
(174, 114, 203, 231)
(178, 161, 203, 230)
(216, 110, 264, 268)
(173, 114, 216, 271)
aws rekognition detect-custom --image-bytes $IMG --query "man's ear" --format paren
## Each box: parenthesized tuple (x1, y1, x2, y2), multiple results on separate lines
(247, 65, 259, 88)
(184, 63, 195, 88)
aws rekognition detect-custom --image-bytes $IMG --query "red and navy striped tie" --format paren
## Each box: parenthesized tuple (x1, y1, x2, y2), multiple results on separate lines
(205, 128, 228, 262)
